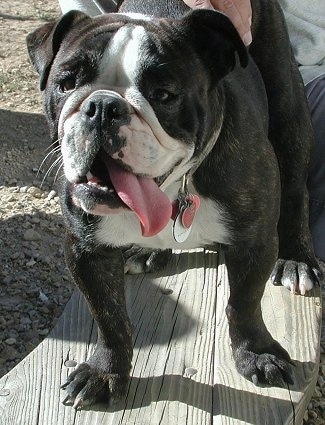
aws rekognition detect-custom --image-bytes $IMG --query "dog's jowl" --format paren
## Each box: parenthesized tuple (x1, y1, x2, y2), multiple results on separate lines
(27, 0, 320, 409)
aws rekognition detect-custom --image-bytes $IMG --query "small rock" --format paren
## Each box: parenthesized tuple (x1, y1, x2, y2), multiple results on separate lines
(30, 217, 40, 224)
(318, 401, 325, 410)
(20, 186, 29, 193)
(6, 195, 17, 202)
(161, 288, 173, 295)
(3, 276, 13, 285)
(47, 190, 57, 200)
(308, 410, 318, 419)
(39, 291, 49, 304)
(20, 317, 32, 326)
(314, 388, 322, 398)
(317, 376, 325, 388)
(10, 252, 20, 260)
(23, 229, 41, 241)
(65, 360, 77, 368)
(27, 186, 43, 198)
(184, 367, 198, 377)
(38, 306, 50, 314)
(5, 338, 16, 346)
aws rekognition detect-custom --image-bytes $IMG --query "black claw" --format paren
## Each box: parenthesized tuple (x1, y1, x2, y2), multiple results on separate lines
(270, 259, 285, 286)
(63, 394, 75, 405)
(61, 381, 70, 390)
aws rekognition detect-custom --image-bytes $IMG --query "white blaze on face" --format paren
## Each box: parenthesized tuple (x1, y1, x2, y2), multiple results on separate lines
(97, 25, 146, 88)
(94, 24, 193, 178)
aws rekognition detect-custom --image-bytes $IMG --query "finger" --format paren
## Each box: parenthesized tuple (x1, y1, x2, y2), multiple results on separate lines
(211, 0, 252, 45)
(182, 0, 215, 10)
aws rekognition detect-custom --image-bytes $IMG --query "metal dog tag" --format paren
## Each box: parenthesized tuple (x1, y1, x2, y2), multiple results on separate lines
(173, 203, 192, 243)
(172, 175, 200, 243)
(172, 194, 200, 243)
(181, 194, 200, 228)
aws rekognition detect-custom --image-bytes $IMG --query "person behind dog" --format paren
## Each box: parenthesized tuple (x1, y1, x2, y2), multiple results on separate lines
(57, 0, 325, 262)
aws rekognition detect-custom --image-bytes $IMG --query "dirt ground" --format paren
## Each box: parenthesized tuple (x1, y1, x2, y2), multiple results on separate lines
(0, 0, 73, 378)
(0, 1, 324, 423)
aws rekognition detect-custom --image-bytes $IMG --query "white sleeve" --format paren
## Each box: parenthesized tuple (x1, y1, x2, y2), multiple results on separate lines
(58, 0, 117, 16)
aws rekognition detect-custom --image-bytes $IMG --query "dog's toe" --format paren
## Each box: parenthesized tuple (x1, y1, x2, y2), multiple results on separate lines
(270, 258, 321, 295)
(122, 246, 172, 274)
(235, 346, 293, 387)
(61, 362, 128, 409)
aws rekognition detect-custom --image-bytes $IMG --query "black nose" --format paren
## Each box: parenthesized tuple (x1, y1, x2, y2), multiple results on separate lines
(82, 93, 129, 127)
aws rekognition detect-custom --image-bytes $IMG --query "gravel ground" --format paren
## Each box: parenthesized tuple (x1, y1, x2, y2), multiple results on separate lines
(0, 1, 324, 423)
(0, 0, 73, 379)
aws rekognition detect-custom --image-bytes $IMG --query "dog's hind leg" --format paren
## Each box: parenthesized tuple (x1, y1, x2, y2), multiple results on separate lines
(249, 0, 320, 291)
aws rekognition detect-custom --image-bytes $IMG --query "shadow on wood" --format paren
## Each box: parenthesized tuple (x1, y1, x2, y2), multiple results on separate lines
(0, 249, 321, 424)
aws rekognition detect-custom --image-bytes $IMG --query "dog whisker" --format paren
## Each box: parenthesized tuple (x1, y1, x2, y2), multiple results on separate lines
(40, 155, 63, 188)
(53, 162, 64, 183)
(38, 146, 61, 177)
(43, 137, 62, 153)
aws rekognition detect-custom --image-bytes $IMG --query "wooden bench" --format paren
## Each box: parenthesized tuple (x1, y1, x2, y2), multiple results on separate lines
(0, 249, 321, 424)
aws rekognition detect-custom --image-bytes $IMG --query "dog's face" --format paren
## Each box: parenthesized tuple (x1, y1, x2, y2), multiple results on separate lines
(27, 10, 247, 236)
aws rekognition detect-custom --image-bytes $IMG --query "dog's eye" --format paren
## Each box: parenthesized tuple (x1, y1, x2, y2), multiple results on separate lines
(59, 76, 77, 93)
(149, 89, 176, 104)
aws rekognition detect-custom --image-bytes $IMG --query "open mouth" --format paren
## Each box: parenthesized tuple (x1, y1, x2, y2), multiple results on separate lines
(71, 149, 173, 237)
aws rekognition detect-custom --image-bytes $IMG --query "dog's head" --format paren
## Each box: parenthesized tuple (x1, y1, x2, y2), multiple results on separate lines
(27, 10, 247, 236)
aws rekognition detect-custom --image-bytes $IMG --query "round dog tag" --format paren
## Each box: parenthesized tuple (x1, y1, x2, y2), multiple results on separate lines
(181, 194, 200, 228)
(173, 208, 193, 243)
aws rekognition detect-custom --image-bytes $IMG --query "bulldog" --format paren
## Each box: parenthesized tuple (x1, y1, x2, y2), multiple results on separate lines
(27, 0, 320, 409)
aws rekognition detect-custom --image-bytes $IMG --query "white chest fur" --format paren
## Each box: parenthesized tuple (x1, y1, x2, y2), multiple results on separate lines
(95, 182, 231, 249)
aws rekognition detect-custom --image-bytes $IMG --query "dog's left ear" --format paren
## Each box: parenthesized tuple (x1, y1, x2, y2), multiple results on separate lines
(181, 9, 249, 80)
(27, 10, 91, 90)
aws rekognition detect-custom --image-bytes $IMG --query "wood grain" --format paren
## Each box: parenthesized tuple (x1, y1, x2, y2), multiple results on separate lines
(0, 249, 321, 425)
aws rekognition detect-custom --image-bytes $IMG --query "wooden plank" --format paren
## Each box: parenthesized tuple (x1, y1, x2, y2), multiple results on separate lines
(0, 249, 321, 425)
(213, 255, 321, 425)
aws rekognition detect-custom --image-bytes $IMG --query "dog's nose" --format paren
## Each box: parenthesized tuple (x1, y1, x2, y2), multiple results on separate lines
(82, 93, 128, 127)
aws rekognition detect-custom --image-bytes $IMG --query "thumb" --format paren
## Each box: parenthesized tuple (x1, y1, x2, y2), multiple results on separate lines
(182, 0, 215, 9)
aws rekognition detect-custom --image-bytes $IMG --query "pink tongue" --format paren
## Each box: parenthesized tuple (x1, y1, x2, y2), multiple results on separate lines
(106, 157, 172, 237)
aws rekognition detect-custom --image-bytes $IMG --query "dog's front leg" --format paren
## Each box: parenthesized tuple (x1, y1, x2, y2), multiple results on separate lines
(225, 243, 293, 387)
(61, 232, 132, 409)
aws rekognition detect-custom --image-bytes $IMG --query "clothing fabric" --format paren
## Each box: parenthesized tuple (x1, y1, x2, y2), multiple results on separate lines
(58, 0, 116, 15)
(279, 0, 325, 261)
(306, 75, 325, 261)
(278, 0, 325, 84)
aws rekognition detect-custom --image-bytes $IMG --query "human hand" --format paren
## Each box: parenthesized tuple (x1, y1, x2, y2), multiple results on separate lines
(182, 0, 252, 46)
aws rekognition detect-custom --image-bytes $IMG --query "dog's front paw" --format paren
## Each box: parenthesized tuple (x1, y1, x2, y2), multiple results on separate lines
(61, 355, 130, 409)
(270, 259, 321, 295)
(234, 341, 293, 387)
(122, 245, 172, 274)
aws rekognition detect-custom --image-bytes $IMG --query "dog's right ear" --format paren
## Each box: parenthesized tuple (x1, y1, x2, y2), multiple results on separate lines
(27, 11, 91, 90)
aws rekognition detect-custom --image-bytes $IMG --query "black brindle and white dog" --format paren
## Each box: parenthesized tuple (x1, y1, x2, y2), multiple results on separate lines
(27, 0, 320, 409)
